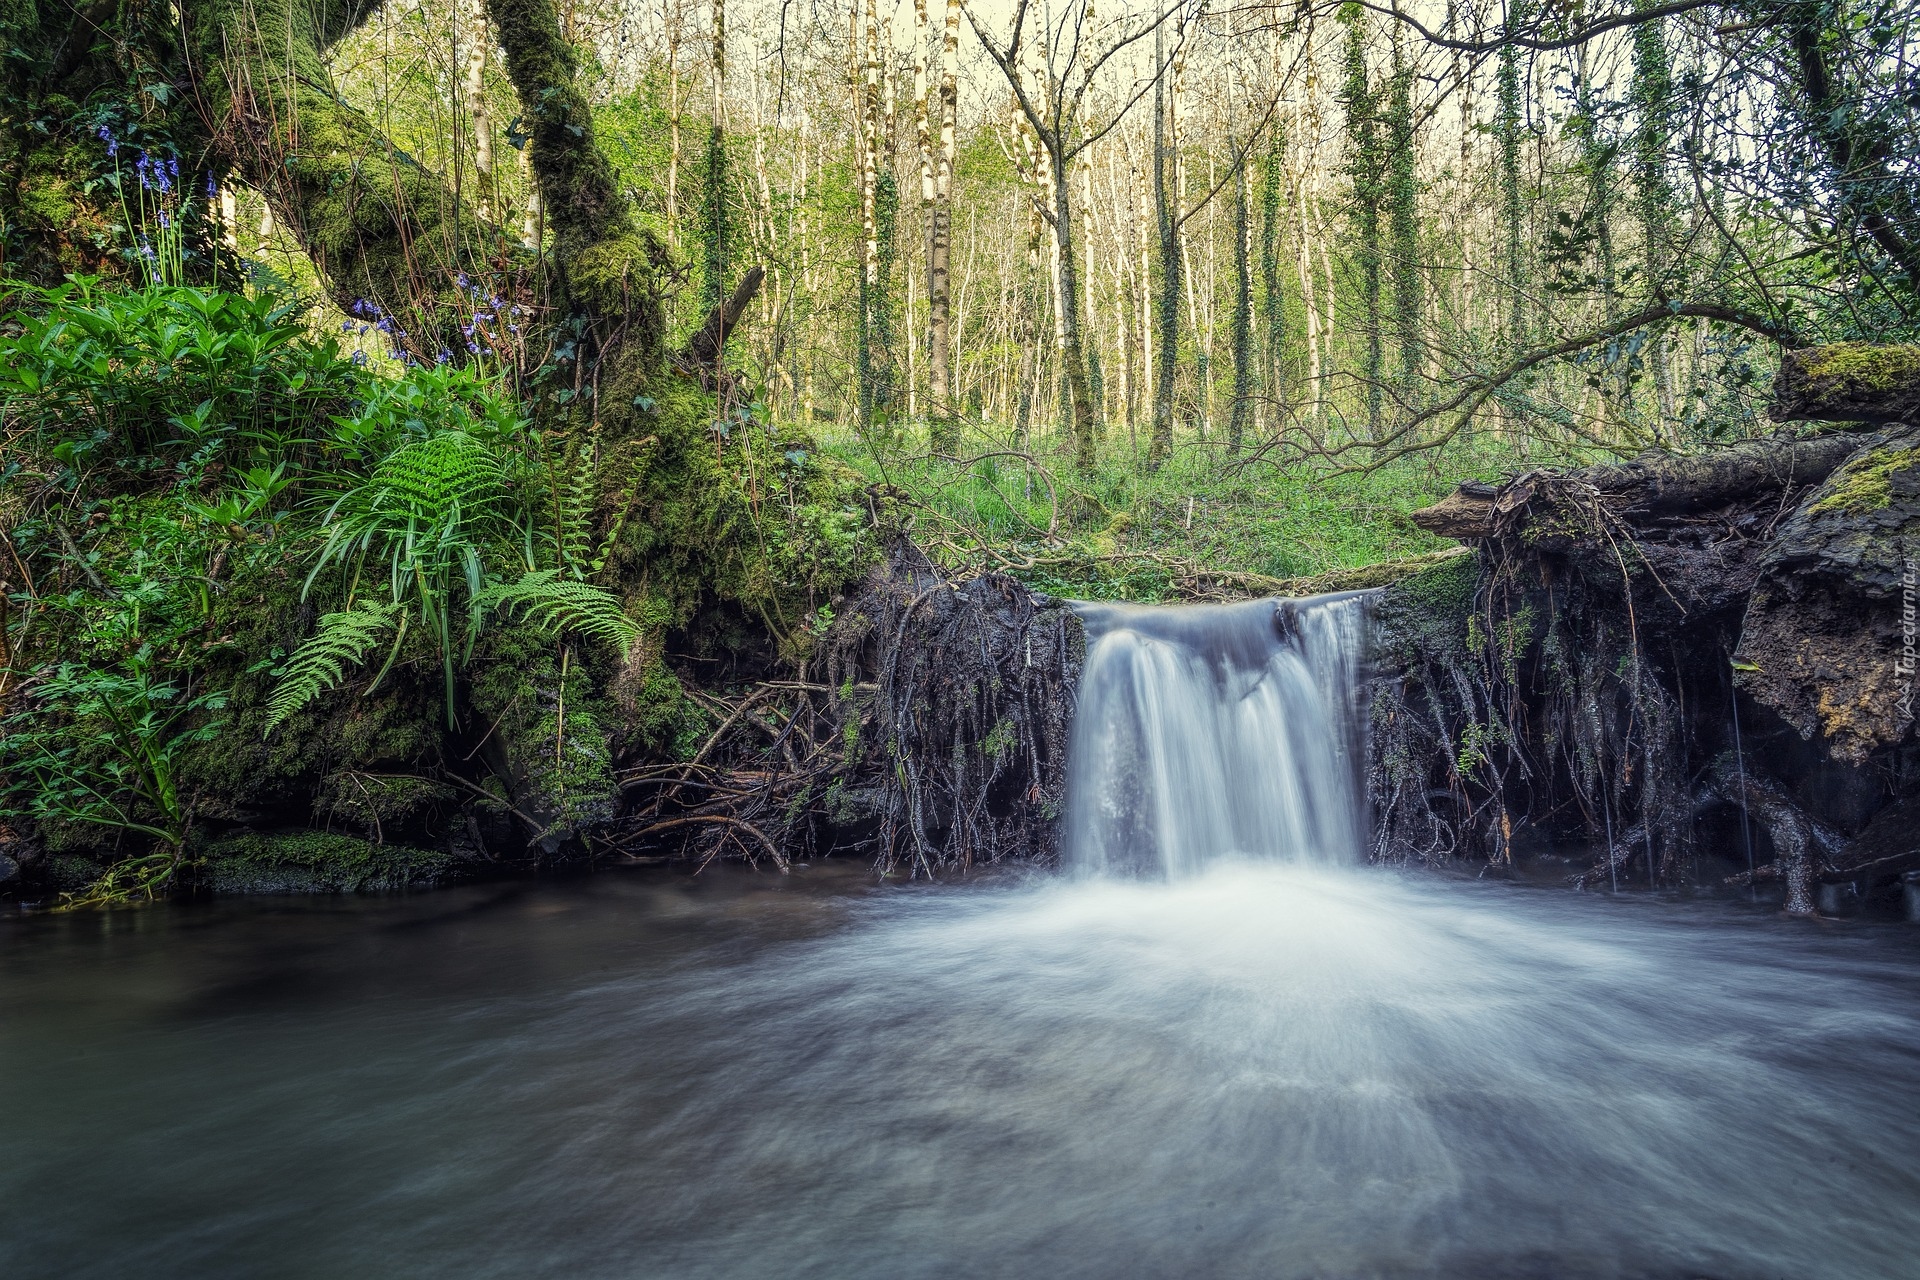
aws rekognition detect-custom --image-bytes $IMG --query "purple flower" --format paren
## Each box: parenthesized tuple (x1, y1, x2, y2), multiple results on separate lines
(206, 173, 218, 199)
(435, 349, 451, 365)
(351, 351, 368, 366)
(97, 125, 118, 157)
(158, 211, 170, 229)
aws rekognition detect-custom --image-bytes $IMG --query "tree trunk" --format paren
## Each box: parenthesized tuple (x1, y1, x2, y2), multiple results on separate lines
(1409, 432, 1872, 539)
(1229, 142, 1254, 454)
(195, 0, 494, 341)
(1259, 125, 1286, 432)
(926, 0, 959, 449)
(1051, 151, 1098, 472)
(1148, 31, 1180, 471)
(464, 0, 496, 220)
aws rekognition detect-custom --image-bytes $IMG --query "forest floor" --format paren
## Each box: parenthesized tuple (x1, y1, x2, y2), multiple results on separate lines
(824, 425, 1534, 599)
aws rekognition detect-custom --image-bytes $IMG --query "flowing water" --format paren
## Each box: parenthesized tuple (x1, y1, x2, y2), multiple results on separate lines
(1065, 594, 1371, 875)
(5, 595, 1920, 1279)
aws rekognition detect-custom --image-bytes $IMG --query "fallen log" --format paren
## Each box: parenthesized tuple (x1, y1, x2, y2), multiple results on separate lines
(1409, 433, 1869, 539)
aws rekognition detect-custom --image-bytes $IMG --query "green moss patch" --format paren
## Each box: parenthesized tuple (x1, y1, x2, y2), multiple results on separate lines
(1798, 343, 1920, 396)
(199, 832, 454, 894)
(1807, 445, 1920, 517)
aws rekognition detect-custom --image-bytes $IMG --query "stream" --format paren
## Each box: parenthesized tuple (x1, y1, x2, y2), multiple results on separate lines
(6, 594, 1920, 1278)
(5, 865, 1920, 1278)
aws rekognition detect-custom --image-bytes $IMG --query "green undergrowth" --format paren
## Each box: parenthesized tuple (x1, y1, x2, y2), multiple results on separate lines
(0, 279, 879, 904)
(824, 426, 1528, 601)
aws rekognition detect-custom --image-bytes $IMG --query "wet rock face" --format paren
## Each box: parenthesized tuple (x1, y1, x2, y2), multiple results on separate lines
(1738, 428, 1920, 765)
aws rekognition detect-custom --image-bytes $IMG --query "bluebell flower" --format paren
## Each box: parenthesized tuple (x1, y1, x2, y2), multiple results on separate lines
(97, 125, 118, 157)
(351, 351, 368, 366)
(436, 349, 452, 365)
(206, 173, 218, 199)
(158, 211, 170, 229)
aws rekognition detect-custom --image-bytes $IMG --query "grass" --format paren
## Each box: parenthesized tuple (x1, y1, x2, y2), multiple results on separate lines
(821, 422, 1532, 601)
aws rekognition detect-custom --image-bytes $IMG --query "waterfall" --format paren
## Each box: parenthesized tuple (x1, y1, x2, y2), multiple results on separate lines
(1063, 592, 1372, 877)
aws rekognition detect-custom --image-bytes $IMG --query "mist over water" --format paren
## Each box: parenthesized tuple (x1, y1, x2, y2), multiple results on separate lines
(5, 592, 1920, 1278)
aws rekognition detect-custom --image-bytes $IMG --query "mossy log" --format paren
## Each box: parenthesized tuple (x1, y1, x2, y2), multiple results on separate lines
(1770, 343, 1920, 425)
(1409, 433, 1868, 540)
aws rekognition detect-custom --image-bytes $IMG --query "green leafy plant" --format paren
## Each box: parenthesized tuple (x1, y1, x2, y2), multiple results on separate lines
(472, 570, 638, 649)
(306, 430, 508, 725)
(0, 652, 226, 906)
(272, 426, 636, 730)
(263, 600, 406, 732)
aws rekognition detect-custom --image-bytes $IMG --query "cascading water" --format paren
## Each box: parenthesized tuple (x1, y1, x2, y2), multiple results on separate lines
(1064, 591, 1372, 876)
(9, 605, 1920, 1279)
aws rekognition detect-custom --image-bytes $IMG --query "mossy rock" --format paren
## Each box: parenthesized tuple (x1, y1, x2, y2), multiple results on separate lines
(198, 832, 455, 894)
(44, 854, 107, 893)
(1373, 548, 1482, 665)
(1806, 444, 1920, 517)
(1768, 429, 1920, 596)
(467, 621, 620, 852)
(1771, 343, 1920, 425)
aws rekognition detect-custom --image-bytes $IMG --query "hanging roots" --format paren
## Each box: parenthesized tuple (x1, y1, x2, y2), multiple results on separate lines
(824, 543, 1082, 876)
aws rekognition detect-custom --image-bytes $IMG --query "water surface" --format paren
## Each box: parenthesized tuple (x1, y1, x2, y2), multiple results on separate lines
(5, 863, 1918, 1279)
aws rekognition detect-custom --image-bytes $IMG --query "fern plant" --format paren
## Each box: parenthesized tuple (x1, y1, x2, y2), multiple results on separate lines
(273, 427, 637, 734)
(472, 570, 638, 649)
(264, 601, 404, 732)
(306, 430, 507, 725)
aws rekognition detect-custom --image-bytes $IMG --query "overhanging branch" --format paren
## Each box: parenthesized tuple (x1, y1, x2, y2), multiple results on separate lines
(1304, 302, 1802, 474)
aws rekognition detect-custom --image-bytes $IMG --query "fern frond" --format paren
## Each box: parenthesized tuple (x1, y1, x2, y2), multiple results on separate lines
(556, 447, 597, 577)
(264, 601, 402, 732)
(473, 570, 637, 651)
(372, 430, 504, 525)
